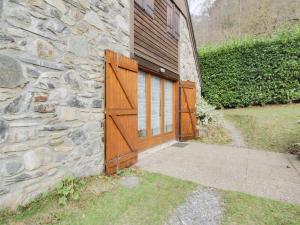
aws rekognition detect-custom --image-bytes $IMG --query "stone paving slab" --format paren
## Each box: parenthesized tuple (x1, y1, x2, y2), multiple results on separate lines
(136, 142, 300, 205)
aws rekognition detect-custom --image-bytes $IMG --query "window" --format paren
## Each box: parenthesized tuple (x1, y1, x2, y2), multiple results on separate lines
(151, 77, 161, 136)
(138, 71, 147, 138)
(164, 80, 173, 133)
(167, 0, 180, 39)
(135, 0, 154, 17)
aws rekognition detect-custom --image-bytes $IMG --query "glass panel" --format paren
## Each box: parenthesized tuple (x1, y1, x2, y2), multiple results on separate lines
(138, 71, 147, 138)
(151, 77, 161, 136)
(164, 80, 173, 133)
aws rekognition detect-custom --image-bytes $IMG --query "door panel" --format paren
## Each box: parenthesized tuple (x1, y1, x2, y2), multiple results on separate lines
(105, 50, 138, 175)
(180, 81, 197, 140)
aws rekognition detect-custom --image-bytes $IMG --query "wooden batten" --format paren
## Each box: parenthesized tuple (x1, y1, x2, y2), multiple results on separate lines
(134, 0, 179, 76)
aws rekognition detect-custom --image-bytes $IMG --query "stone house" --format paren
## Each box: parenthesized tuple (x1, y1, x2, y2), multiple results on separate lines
(0, 0, 200, 208)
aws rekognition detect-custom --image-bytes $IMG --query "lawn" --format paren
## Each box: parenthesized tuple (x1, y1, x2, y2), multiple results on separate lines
(1, 170, 300, 225)
(0, 170, 196, 225)
(223, 104, 300, 153)
(223, 191, 300, 225)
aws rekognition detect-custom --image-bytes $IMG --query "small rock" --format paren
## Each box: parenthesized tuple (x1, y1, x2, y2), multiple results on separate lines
(26, 67, 41, 78)
(54, 145, 73, 152)
(44, 0, 67, 14)
(34, 103, 55, 113)
(119, 176, 140, 189)
(0, 32, 15, 43)
(84, 11, 105, 30)
(49, 137, 64, 146)
(78, 0, 90, 8)
(0, 120, 8, 144)
(31, 39, 54, 60)
(42, 124, 69, 131)
(43, 19, 66, 33)
(34, 93, 48, 102)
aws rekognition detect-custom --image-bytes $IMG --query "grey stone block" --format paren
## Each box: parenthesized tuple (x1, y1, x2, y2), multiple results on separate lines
(4, 93, 33, 114)
(68, 129, 87, 145)
(92, 99, 102, 108)
(5, 161, 24, 176)
(67, 36, 88, 57)
(0, 54, 26, 88)
(66, 96, 85, 108)
(0, 120, 8, 144)
(0, 189, 9, 196)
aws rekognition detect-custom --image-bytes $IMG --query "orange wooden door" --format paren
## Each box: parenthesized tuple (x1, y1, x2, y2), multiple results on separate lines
(105, 50, 138, 175)
(180, 81, 197, 141)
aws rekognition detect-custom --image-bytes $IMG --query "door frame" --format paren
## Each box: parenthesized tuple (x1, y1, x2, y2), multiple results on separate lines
(136, 69, 179, 151)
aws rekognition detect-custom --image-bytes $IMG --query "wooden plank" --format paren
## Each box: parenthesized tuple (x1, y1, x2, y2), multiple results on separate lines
(135, 55, 179, 81)
(134, 44, 178, 72)
(134, 0, 179, 75)
(180, 80, 197, 140)
(134, 9, 178, 50)
(134, 23, 178, 58)
(105, 50, 138, 175)
(135, 47, 178, 73)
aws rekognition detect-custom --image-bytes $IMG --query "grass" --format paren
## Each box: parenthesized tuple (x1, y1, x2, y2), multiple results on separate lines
(222, 191, 300, 225)
(0, 170, 196, 225)
(196, 122, 232, 145)
(1, 170, 300, 225)
(223, 104, 300, 153)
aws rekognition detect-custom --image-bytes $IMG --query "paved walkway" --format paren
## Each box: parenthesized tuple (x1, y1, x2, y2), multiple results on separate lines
(136, 142, 300, 205)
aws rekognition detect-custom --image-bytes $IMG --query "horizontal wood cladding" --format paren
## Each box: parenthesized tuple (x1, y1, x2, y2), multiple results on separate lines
(134, 0, 179, 77)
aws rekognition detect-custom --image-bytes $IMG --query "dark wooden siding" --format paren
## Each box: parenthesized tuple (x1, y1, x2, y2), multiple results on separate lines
(134, 0, 179, 78)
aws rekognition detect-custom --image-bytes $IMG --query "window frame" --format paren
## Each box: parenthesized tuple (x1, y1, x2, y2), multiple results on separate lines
(136, 70, 178, 151)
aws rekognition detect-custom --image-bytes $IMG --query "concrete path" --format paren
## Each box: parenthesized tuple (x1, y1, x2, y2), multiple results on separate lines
(136, 142, 300, 205)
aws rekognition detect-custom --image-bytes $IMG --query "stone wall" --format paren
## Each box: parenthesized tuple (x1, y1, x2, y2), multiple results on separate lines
(0, 0, 130, 209)
(179, 14, 201, 94)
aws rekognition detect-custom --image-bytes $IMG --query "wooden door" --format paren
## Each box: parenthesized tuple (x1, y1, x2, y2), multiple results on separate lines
(105, 50, 138, 175)
(180, 81, 197, 141)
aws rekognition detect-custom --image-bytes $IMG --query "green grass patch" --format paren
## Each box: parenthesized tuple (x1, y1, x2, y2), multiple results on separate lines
(1, 170, 300, 225)
(223, 104, 300, 152)
(1, 170, 196, 225)
(222, 191, 300, 225)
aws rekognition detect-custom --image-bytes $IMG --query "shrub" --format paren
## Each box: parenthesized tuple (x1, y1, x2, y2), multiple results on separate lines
(55, 176, 85, 205)
(196, 97, 223, 125)
(199, 27, 300, 108)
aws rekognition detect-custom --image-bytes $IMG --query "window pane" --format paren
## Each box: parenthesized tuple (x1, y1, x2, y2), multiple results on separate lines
(138, 71, 147, 138)
(151, 77, 161, 136)
(164, 80, 173, 133)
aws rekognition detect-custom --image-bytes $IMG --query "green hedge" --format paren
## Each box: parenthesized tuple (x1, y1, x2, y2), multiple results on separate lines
(199, 28, 300, 108)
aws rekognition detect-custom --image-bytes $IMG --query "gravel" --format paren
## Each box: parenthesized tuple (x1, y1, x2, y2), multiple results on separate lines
(165, 186, 224, 225)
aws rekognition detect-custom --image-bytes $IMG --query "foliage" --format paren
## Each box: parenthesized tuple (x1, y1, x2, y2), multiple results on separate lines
(223, 191, 300, 225)
(196, 97, 223, 125)
(55, 176, 86, 206)
(195, 98, 232, 145)
(199, 27, 300, 108)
